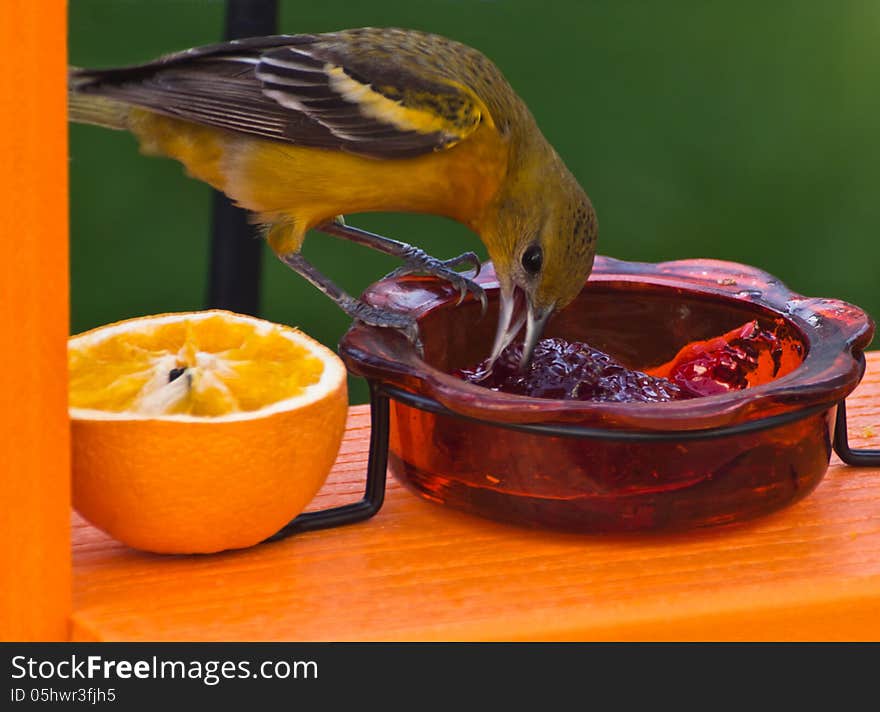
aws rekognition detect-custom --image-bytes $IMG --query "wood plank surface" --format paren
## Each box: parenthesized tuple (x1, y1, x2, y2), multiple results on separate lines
(71, 352, 880, 641)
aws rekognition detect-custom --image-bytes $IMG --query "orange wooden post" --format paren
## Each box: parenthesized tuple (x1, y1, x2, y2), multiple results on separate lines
(0, 1, 70, 640)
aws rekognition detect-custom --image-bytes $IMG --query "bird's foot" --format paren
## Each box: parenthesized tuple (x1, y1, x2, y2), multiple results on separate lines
(278, 251, 423, 354)
(345, 300, 422, 354)
(315, 221, 487, 314)
(385, 248, 487, 314)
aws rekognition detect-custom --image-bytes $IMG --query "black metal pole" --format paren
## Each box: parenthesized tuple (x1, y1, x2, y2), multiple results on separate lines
(207, 0, 279, 315)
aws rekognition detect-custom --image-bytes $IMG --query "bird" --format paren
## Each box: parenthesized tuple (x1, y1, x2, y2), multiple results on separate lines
(68, 27, 598, 367)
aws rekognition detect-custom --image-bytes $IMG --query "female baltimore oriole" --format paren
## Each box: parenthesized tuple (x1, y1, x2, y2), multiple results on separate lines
(69, 27, 598, 366)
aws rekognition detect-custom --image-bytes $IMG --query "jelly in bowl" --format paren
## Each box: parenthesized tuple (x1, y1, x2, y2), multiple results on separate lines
(339, 257, 874, 533)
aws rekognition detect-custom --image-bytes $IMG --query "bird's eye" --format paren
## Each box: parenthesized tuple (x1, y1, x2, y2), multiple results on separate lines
(521, 244, 543, 275)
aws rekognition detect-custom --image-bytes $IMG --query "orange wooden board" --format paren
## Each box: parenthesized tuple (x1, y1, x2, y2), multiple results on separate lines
(71, 352, 880, 641)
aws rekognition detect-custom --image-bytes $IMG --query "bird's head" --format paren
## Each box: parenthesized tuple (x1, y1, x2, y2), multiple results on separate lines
(483, 167, 598, 369)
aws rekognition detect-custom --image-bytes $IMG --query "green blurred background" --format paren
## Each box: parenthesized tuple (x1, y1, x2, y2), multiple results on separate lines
(69, 0, 879, 404)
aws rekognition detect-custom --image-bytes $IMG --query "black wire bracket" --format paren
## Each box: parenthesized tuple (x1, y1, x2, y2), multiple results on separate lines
(833, 399, 880, 466)
(265, 377, 878, 544)
(263, 382, 389, 543)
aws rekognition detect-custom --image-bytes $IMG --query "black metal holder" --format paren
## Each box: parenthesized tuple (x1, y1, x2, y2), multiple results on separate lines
(262, 382, 388, 543)
(834, 399, 880, 466)
(263, 378, 878, 543)
(375, 384, 833, 441)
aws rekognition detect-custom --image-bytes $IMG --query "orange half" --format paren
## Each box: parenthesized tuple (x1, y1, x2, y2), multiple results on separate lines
(69, 310, 348, 554)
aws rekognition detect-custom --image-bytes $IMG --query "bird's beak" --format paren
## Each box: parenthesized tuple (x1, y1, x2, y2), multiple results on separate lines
(488, 285, 553, 369)
(489, 284, 526, 365)
(520, 300, 553, 369)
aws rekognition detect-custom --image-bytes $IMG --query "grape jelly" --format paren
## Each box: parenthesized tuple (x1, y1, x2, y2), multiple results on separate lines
(456, 338, 685, 402)
(456, 320, 794, 402)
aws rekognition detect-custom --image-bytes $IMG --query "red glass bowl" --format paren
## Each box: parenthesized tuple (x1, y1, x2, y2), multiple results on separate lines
(339, 256, 875, 532)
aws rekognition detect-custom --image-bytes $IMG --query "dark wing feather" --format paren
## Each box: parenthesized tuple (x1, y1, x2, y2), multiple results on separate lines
(70, 32, 484, 159)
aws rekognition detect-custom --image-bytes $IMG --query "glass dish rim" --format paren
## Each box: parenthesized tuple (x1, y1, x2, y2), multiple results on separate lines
(339, 255, 875, 433)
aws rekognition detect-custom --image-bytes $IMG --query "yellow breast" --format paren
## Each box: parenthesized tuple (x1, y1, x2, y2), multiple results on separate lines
(128, 108, 508, 248)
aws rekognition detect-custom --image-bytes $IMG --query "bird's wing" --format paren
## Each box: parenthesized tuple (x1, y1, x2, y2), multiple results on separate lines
(71, 33, 486, 159)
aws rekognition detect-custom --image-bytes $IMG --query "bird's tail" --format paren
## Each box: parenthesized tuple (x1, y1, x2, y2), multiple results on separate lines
(68, 67, 130, 130)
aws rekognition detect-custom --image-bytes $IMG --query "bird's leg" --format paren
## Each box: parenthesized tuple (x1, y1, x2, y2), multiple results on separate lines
(279, 252, 422, 351)
(316, 219, 487, 313)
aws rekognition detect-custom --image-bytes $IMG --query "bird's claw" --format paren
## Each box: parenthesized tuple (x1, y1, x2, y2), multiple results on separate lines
(349, 302, 423, 356)
(440, 251, 482, 278)
(398, 318, 424, 356)
(385, 250, 487, 316)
